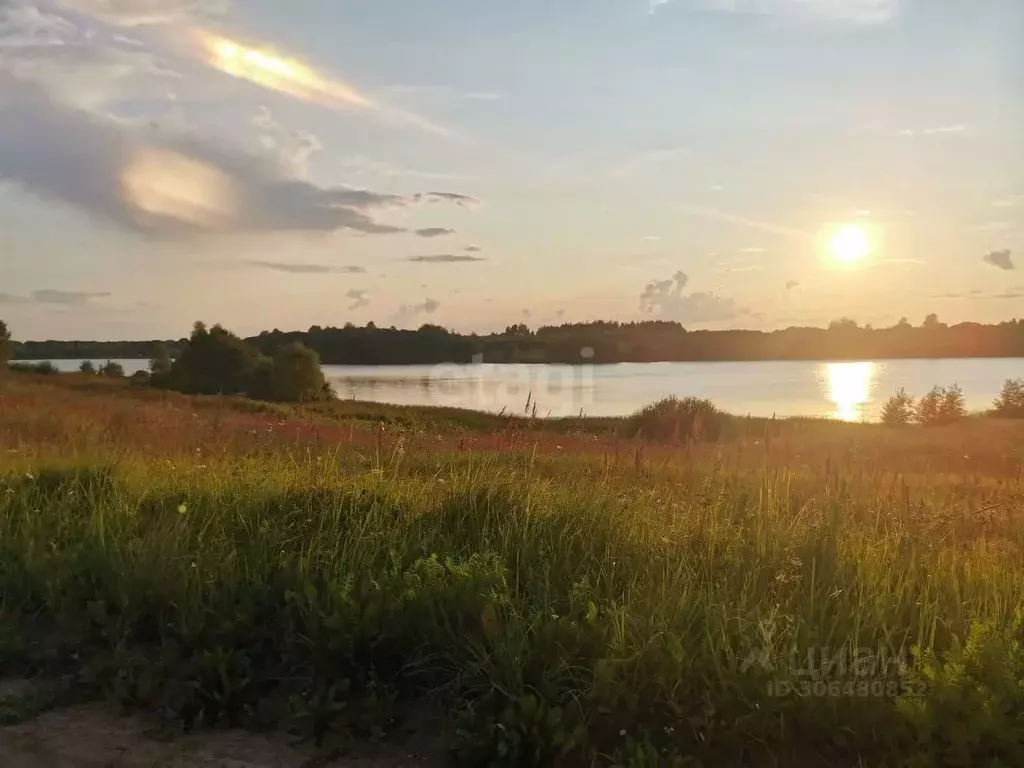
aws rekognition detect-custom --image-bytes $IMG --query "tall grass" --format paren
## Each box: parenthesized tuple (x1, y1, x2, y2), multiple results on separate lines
(1, 379, 1024, 765)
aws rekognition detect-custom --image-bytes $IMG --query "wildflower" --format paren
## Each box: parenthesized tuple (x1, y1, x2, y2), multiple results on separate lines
(177, 503, 188, 514)
(619, 729, 626, 737)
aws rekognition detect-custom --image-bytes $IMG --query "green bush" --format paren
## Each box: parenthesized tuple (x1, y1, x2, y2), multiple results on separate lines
(881, 388, 915, 426)
(79, 361, 97, 374)
(249, 342, 333, 403)
(163, 322, 263, 395)
(100, 360, 125, 378)
(9, 361, 60, 375)
(916, 384, 966, 426)
(993, 378, 1024, 418)
(0, 320, 12, 369)
(623, 396, 726, 443)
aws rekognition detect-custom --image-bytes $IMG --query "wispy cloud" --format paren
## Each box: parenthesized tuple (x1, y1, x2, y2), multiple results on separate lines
(246, 260, 366, 274)
(415, 192, 480, 207)
(393, 298, 440, 325)
(983, 249, 1015, 271)
(415, 227, 455, 238)
(408, 254, 485, 263)
(650, 0, 899, 24)
(785, 280, 799, 290)
(900, 125, 968, 138)
(464, 245, 482, 253)
(992, 195, 1024, 209)
(346, 289, 369, 310)
(680, 203, 810, 241)
(0, 288, 112, 305)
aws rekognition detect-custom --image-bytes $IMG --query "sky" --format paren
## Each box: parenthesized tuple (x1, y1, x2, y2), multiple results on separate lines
(0, 0, 1021, 340)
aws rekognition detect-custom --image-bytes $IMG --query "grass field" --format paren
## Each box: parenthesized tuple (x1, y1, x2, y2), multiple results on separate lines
(2, 372, 1024, 767)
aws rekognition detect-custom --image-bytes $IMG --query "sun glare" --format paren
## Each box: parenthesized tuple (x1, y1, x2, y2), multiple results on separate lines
(828, 225, 872, 264)
(824, 362, 876, 422)
(196, 32, 372, 110)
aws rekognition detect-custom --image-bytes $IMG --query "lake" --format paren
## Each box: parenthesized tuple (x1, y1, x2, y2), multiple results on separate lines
(26, 358, 1024, 421)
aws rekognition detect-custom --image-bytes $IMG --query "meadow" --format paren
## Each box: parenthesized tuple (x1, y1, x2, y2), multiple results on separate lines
(1, 372, 1023, 767)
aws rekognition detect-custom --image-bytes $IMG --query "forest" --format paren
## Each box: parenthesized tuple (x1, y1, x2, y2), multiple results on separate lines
(11, 314, 1024, 365)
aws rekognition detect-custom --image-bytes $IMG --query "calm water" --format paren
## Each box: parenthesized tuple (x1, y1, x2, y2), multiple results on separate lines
(29, 358, 1024, 421)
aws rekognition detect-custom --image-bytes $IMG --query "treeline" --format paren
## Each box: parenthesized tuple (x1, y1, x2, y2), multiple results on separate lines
(10, 315, 1024, 365)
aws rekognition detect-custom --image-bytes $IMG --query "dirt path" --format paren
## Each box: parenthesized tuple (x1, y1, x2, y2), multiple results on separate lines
(0, 681, 448, 768)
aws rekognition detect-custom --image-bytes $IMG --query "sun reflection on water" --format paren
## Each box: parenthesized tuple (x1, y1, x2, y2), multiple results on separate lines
(824, 362, 876, 422)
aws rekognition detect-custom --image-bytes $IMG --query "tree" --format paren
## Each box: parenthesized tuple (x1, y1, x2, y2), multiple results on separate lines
(149, 342, 172, 380)
(916, 384, 966, 425)
(993, 378, 1024, 418)
(164, 322, 264, 395)
(915, 387, 943, 425)
(923, 313, 946, 330)
(100, 360, 125, 377)
(79, 360, 96, 374)
(0, 320, 10, 370)
(940, 383, 966, 422)
(250, 342, 333, 403)
(881, 388, 915, 426)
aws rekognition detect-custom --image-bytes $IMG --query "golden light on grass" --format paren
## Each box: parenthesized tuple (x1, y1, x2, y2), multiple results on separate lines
(827, 224, 872, 264)
(121, 147, 237, 228)
(196, 31, 372, 110)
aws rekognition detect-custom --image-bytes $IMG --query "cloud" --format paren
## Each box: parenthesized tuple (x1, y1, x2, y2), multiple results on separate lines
(983, 249, 1015, 271)
(639, 271, 743, 324)
(253, 106, 322, 176)
(33, 288, 111, 304)
(0, 289, 111, 305)
(651, 0, 899, 24)
(393, 298, 440, 325)
(992, 195, 1024, 209)
(246, 260, 365, 274)
(785, 280, 799, 290)
(407, 254, 485, 263)
(346, 289, 369, 310)
(415, 191, 480, 207)
(415, 227, 455, 238)
(900, 125, 969, 138)
(464, 245, 482, 253)
(972, 221, 1015, 233)
(58, 0, 229, 27)
(740, 247, 767, 253)
(680, 203, 810, 241)
(0, 76, 471, 238)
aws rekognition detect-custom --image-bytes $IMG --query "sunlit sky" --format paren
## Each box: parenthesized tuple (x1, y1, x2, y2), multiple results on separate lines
(1, 0, 1021, 340)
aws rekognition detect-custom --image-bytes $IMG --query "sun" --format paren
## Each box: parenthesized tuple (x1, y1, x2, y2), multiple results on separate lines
(828, 225, 872, 264)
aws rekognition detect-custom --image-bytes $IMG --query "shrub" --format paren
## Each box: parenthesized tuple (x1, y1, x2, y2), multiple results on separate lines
(149, 342, 173, 383)
(100, 360, 125, 378)
(0, 320, 10, 369)
(881, 388, 915, 426)
(623, 396, 726, 443)
(164, 322, 265, 396)
(9, 361, 59, 375)
(249, 342, 333, 403)
(940, 383, 966, 422)
(993, 378, 1024, 418)
(129, 370, 151, 386)
(79, 360, 97, 374)
(916, 384, 966, 426)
